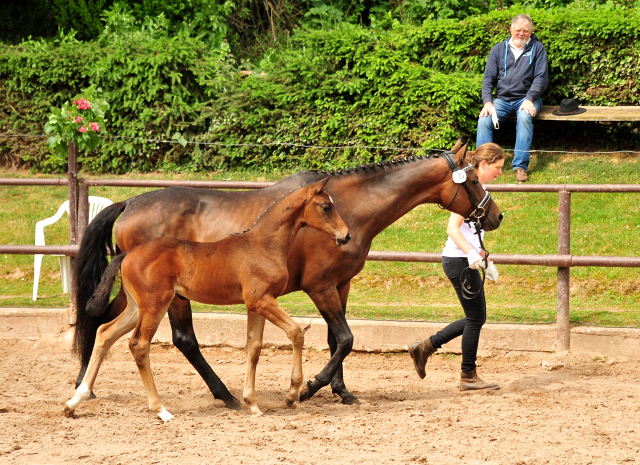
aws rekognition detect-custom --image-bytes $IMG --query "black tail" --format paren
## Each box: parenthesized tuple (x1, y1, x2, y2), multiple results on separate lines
(72, 201, 127, 364)
(86, 253, 127, 317)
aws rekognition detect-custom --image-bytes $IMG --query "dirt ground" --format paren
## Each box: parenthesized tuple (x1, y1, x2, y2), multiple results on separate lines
(0, 334, 639, 465)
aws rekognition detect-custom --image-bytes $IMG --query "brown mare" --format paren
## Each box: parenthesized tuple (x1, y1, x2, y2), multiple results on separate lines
(65, 179, 350, 420)
(73, 142, 503, 409)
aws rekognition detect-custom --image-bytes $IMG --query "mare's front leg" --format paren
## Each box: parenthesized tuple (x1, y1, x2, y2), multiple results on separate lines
(65, 298, 139, 417)
(243, 311, 266, 416)
(167, 295, 241, 410)
(246, 295, 305, 413)
(299, 284, 357, 404)
(326, 281, 360, 404)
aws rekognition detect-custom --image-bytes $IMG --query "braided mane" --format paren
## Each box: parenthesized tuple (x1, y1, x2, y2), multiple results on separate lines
(310, 150, 445, 177)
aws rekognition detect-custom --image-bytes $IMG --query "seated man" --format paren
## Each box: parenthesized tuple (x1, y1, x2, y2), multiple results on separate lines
(476, 13, 548, 183)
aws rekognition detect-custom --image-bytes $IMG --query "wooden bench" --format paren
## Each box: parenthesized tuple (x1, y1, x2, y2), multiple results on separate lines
(536, 105, 640, 121)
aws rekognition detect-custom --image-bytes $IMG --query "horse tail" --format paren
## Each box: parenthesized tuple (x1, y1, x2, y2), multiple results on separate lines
(72, 201, 127, 361)
(86, 253, 127, 317)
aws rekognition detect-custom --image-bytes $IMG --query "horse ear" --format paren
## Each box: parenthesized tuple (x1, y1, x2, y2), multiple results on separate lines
(454, 141, 469, 166)
(310, 177, 330, 195)
(451, 138, 463, 154)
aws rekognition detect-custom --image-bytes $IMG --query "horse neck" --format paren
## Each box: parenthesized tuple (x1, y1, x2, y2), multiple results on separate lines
(248, 189, 309, 257)
(332, 157, 450, 240)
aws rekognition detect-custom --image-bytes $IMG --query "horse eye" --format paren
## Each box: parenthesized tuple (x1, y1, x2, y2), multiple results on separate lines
(322, 204, 332, 212)
(472, 179, 480, 185)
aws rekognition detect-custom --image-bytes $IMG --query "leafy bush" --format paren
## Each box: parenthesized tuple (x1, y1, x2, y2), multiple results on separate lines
(0, 10, 236, 172)
(192, 22, 483, 171)
(0, 4, 638, 172)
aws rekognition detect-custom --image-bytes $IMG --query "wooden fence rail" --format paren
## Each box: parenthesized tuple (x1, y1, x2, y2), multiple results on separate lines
(1, 144, 639, 350)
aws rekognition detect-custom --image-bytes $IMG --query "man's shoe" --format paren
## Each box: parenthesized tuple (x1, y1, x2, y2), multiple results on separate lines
(460, 368, 500, 391)
(515, 168, 528, 183)
(408, 339, 436, 379)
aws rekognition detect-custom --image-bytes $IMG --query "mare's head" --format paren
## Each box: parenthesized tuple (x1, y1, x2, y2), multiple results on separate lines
(441, 142, 503, 231)
(302, 178, 351, 246)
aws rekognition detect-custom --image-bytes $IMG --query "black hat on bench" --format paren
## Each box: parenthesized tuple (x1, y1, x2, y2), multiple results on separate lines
(552, 98, 586, 116)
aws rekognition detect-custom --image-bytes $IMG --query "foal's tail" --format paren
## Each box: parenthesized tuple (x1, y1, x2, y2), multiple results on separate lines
(86, 253, 127, 317)
(72, 201, 127, 363)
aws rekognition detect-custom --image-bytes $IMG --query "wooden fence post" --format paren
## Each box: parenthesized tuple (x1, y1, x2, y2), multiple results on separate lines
(77, 183, 89, 243)
(556, 190, 571, 352)
(68, 142, 79, 325)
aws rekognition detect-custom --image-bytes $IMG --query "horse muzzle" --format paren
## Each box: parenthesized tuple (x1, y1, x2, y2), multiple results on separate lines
(479, 210, 504, 232)
(335, 232, 351, 246)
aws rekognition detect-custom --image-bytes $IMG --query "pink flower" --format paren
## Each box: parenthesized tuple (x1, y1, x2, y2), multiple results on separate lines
(89, 122, 100, 132)
(73, 99, 80, 105)
(78, 125, 87, 133)
(76, 98, 91, 110)
(75, 116, 83, 123)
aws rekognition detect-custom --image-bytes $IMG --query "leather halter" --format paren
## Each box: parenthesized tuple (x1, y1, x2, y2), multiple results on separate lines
(441, 151, 493, 223)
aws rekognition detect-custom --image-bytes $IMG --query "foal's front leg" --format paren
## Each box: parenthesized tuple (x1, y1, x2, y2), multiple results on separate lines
(246, 295, 305, 412)
(243, 311, 266, 416)
(128, 292, 175, 422)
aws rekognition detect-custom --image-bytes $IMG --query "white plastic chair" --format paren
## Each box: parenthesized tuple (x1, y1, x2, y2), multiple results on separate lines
(33, 196, 113, 300)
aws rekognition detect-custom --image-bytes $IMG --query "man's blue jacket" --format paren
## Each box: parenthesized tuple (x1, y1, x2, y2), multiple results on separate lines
(481, 33, 549, 104)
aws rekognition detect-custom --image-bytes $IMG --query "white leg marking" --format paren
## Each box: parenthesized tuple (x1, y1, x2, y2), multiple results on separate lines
(157, 407, 174, 423)
(249, 405, 263, 417)
(66, 383, 91, 410)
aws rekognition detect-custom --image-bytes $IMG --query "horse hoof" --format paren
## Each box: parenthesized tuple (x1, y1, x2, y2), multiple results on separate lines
(63, 405, 75, 418)
(341, 395, 361, 406)
(157, 407, 174, 423)
(284, 397, 295, 408)
(299, 380, 313, 403)
(225, 398, 242, 411)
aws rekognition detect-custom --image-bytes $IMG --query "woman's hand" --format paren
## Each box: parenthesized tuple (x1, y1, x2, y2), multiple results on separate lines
(486, 262, 499, 281)
(466, 250, 485, 270)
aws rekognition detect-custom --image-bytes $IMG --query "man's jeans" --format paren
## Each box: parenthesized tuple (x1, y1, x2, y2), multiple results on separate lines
(476, 97, 542, 172)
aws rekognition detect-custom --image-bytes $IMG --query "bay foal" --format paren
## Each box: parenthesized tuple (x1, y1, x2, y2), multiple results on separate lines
(64, 178, 350, 421)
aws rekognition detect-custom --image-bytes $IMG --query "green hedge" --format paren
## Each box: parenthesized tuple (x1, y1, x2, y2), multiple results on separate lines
(1, 5, 638, 172)
(0, 22, 235, 172)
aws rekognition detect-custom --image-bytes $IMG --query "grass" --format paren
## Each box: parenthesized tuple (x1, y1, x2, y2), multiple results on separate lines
(1, 151, 639, 327)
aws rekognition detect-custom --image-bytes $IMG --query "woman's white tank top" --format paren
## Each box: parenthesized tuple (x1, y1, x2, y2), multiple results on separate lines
(442, 220, 484, 258)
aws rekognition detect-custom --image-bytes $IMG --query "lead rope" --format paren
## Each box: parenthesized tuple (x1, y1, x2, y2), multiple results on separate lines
(460, 222, 489, 300)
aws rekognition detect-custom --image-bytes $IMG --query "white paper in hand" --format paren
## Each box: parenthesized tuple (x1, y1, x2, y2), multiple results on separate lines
(490, 107, 499, 130)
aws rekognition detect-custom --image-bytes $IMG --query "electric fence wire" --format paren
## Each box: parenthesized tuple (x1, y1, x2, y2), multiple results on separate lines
(1, 132, 639, 155)
(417, 319, 639, 329)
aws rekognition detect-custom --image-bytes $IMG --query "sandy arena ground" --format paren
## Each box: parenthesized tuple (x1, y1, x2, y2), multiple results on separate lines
(0, 333, 639, 465)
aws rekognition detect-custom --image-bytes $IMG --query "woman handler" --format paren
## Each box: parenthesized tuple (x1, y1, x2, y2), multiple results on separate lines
(408, 142, 505, 391)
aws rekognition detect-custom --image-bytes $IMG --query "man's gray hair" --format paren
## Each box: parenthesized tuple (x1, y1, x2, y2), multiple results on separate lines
(511, 14, 533, 29)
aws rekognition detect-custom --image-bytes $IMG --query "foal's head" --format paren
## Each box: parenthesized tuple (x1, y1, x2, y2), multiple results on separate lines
(302, 178, 351, 246)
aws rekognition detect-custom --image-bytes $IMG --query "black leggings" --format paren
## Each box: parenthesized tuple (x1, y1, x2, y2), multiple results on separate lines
(429, 256, 486, 373)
